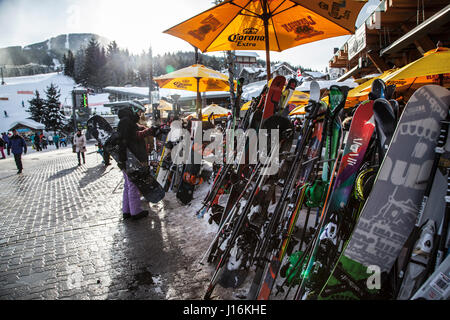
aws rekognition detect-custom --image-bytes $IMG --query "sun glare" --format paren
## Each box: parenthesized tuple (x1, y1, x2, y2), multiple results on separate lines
(89, 0, 203, 55)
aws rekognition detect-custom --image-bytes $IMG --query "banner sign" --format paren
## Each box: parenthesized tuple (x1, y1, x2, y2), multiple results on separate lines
(348, 25, 366, 61)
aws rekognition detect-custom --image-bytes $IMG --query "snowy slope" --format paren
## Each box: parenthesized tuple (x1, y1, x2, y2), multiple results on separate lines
(0, 73, 111, 133)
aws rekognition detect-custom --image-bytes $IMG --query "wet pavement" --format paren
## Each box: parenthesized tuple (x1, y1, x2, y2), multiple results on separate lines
(0, 144, 235, 300)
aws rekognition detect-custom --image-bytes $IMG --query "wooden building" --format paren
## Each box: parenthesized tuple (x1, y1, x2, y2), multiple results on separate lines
(329, 0, 450, 81)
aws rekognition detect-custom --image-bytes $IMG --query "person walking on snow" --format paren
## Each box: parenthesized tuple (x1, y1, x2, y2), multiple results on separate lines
(60, 136, 67, 147)
(34, 132, 42, 152)
(117, 104, 161, 221)
(0, 136, 6, 159)
(2, 132, 9, 150)
(73, 129, 87, 166)
(53, 133, 60, 149)
(7, 129, 27, 174)
(42, 136, 48, 150)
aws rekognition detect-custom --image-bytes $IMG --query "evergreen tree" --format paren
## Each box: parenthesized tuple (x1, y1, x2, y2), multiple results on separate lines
(27, 90, 46, 123)
(81, 38, 107, 88)
(67, 50, 75, 77)
(106, 41, 119, 58)
(73, 48, 85, 84)
(63, 50, 75, 77)
(43, 83, 65, 133)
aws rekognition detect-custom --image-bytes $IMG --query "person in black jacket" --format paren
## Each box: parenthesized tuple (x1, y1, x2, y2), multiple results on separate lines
(117, 104, 161, 221)
(7, 129, 27, 174)
(34, 132, 42, 152)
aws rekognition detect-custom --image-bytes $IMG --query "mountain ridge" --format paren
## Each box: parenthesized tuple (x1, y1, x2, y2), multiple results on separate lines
(0, 33, 110, 77)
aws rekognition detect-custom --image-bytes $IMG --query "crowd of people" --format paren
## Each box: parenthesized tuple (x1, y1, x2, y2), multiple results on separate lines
(29, 132, 68, 151)
(0, 130, 76, 173)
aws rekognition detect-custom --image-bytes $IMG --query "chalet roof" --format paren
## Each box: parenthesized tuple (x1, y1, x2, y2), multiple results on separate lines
(9, 119, 45, 131)
(235, 51, 259, 58)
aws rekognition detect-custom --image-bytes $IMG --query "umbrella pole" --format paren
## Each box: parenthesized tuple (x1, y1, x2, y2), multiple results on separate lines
(262, 0, 271, 82)
(196, 77, 202, 120)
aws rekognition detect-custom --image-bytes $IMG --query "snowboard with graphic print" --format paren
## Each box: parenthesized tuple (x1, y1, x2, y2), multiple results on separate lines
(319, 85, 450, 300)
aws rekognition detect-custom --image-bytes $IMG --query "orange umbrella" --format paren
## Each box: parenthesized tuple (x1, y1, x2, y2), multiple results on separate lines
(155, 64, 233, 118)
(164, 0, 366, 82)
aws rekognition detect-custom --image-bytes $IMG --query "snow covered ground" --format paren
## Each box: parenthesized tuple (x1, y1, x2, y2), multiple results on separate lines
(0, 72, 111, 133)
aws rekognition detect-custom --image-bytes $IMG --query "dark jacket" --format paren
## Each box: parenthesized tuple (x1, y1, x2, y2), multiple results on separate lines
(1, 134, 9, 146)
(8, 135, 27, 155)
(117, 108, 155, 163)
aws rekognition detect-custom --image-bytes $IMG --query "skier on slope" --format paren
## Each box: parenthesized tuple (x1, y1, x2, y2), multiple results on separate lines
(117, 103, 164, 221)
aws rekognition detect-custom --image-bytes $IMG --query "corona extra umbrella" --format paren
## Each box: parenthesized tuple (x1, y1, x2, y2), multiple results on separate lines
(289, 91, 310, 106)
(154, 64, 233, 118)
(164, 0, 366, 82)
(201, 104, 231, 121)
(158, 100, 174, 111)
(186, 104, 231, 121)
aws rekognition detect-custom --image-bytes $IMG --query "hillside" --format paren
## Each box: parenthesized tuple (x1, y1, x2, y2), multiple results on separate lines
(0, 34, 110, 77)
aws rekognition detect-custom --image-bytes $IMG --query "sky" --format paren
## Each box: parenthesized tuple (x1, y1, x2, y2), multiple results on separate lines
(0, 0, 380, 72)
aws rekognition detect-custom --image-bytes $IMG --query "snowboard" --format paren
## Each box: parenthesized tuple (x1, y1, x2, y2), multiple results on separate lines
(279, 78, 298, 116)
(176, 120, 203, 205)
(297, 99, 375, 297)
(156, 121, 184, 192)
(410, 254, 450, 300)
(396, 118, 450, 299)
(87, 115, 165, 204)
(319, 85, 450, 300)
(262, 76, 286, 122)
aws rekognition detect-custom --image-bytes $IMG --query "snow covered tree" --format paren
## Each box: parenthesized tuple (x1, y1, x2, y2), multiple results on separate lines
(63, 50, 75, 77)
(81, 38, 107, 89)
(43, 83, 65, 133)
(27, 90, 46, 123)
(73, 48, 85, 84)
